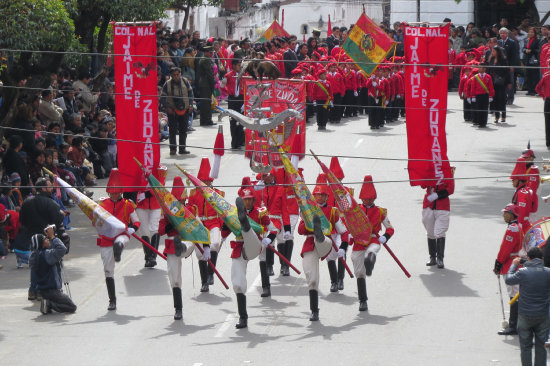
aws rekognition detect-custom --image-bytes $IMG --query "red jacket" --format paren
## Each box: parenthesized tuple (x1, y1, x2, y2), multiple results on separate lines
(343, 69, 357, 92)
(4, 209, 20, 241)
(458, 73, 470, 98)
(223, 70, 245, 97)
(495, 221, 523, 274)
(352, 204, 394, 251)
(469, 72, 495, 97)
(254, 180, 289, 229)
(366, 76, 384, 98)
(158, 216, 178, 255)
(327, 71, 345, 96)
(536, 71, 550, 99)
(97, 198, 139, 247)
(512, 184, 535, 230)
(186, 188, 223, 230)
(136, 192, 161, 210)
(423, 177, 455, 211)
(310, 79, 333, 102)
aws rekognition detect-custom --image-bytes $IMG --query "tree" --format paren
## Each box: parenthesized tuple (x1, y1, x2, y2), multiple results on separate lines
(0, 0, 75, 134)
(170, 0, 223, 31)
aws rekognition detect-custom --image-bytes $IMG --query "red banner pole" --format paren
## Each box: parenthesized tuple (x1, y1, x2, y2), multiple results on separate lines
(383, 243, 411, 278)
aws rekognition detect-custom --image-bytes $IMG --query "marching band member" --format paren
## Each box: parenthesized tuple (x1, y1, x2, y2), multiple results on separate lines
(422, 166, 455, 269)
(520, 145, 540, 217)
(510, 158, 536, 231)
(135, 165, 166, 268)
(351, 175, 394, 311)
(98, 169, 140, 310)
(494, 203, 523, 336)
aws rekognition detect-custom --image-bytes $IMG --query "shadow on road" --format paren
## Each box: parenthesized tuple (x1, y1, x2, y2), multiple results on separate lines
(150, 320, 217, 339)
(419, 268, 479, 297)
(69, 312, 145, 326)
(123, 268, 171, 296)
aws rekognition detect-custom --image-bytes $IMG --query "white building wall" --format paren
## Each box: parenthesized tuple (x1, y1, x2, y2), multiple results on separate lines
(161, 6, 219, 36)
(390, 0, 474, 26)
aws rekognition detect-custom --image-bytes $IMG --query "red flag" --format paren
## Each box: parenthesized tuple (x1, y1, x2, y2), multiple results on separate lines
(404, 24, 452, 187)
(328, 14, 332, 37)
(114, 24, 160, 191)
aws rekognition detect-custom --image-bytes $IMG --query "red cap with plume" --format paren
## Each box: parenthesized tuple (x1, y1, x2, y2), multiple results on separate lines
(329, 156, 344, 180)
(106, 168, 124, 194)
(198, 158, 212, 182)
(312, 173, 331, 196)
(359, 175, 377, 200)
(171, 176, 186, 201)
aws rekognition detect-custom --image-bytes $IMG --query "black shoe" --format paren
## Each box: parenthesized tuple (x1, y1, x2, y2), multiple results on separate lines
(267, 265, 274, 276)
(359, 301, 368, 312)
(40, 299, 51, 314)
(28, 290, 37, 301)
(338, 279, 344, 291)
(170, 151, 177, 156)
(149, 259, 158, 268)
(236, 197, 250, 232)
(330, 282, 338, 292)
(174, 309, 183, 320)
(309, 311, 319, 321)
(261, 286, 271, 297)
(236, 317, 248, 329)
(113, 242, 123, 262)
(144, 260, 154, 268)
(318, 126, 327, 131)
(200, 283, 209, 292)
(426, 257, 437, 266)
(207, 273, 214, 286)
(179, 150, 191, 155)
(498, 327, 517, 335)
(108, 300, 116, 311)
(282, 265, 290, 277)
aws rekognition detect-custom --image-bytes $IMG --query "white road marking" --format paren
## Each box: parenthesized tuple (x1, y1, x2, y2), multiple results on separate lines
(214, 274, 261, 338)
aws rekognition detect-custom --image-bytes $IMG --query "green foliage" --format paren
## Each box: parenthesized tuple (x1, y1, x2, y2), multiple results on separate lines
(171, 0, 223, 11)
(0, 0, 74, 51)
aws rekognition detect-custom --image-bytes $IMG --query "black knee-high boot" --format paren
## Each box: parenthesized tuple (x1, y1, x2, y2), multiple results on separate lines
(173, 287, 182, 320)
(199, 260, 209, 292)
(436, 237, 445, 269)
(266, 249, 274, 276)
(426, 238, 437, 266)
(309, 289, 319, 321)
(357, 278, 368, 312)
(337, 259, 346, 290)
(499, 301, 519, 335)
(142, 236, 151, 267)
(328, 260, 338, 292)
(149, 233, 159, 268)
(106, 277, 116, 310)
(207, 251, 218, 285)
(277, 242, 287, 275)
(259, 261, 271, 297)
(283, 240, 293, 276)
(236, 293, 248, 328)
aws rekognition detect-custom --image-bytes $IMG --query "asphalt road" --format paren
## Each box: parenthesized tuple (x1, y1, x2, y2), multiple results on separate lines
(1, 92, 547, 366)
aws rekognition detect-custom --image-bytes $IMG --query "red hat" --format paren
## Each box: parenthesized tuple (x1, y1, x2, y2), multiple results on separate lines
(316, 68, 327, 78)
(238, 176, 253, 197)
(213, 125, 225, 157)
(359, 175, 377, 200)
(312, 173, 331, 196)
(106, 168, 124, 194)
(171, 176, 186, 201)
(327, 62, 337, 69)
(521, 141, 535, 159)
(329, 156, 344, 180)
(291, 67, 302, 75)
(502, 203, 519, 217)
(154, 164, 168, 185)
(510, 157, 527, 180)
(239, 188, 255, 199)
(197, 157, 212, 182)
(313, 51, 321, 59)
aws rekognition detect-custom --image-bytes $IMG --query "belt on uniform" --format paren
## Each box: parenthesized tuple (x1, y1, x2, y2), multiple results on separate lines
(199, 216, 218, 220)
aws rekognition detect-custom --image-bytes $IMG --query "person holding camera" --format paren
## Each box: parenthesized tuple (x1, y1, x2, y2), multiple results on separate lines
(505, 247, 550, 366)
(30, 225, 76, 315)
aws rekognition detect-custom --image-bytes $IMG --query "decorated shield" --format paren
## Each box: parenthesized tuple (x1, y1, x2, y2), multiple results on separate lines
(522, 217, 550, 253)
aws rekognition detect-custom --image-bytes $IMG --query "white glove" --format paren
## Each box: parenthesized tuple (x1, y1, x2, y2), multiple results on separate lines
(467, 98, 471, 103)
(489, 97, 493, 102)
(338, 248, 345, 258)
(472, 97, 476, 103)
(385, 100, 389, 106)
(427, 192, 439, 202)
(372, 82, 377, 87)
(137, 192, 146, 203)
(329, 101, 334, 107)
(397, 95, 401, 99)
(378, 235, 387, 244)
(202, 246, 211, 261)
(284, 231, 292, 240)
(313, 101, 317, 107)
(261, 237, 272, 248)
(254, 180, 265, 191)
(354, 91, 358, 97)
(127, 227, 135, 235)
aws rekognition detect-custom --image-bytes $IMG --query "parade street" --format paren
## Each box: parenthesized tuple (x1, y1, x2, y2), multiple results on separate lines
(0, 92, 544, 366)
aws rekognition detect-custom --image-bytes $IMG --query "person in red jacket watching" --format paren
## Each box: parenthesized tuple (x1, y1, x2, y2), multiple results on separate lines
(494, 203, 523, 336)
(311, 69, 333, 130)
(459, 67, 473, 121)
(468, 62, 495, 127)
(98, 169, 140, 310)
(327, 63, 345, 123)
(222, 59, 246, 150)
(422, 166, 455, 269)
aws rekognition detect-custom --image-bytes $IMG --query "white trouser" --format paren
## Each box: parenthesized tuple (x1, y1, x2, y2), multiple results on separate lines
(136, 208, 161, 237)
(166, 254, 183, 288)
(287, 214, 299, 240)
(422, 208, 450, 239)
(231, 256, 249, 294)
(507, 284, 519, 298)
(351, 244, 381, 278)
(100, 234, 129, 278)
(326, 233, 342, 261)
(302, 251, 320, 290)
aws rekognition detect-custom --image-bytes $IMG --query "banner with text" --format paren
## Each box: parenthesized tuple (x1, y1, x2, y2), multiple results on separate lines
(114, 24, 159, 190)
(244, 80, 306, 169)
(404, 24, 451, 187)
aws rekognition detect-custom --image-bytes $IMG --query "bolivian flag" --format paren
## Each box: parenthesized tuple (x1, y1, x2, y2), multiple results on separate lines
(257, 20, 289, 43)
(342, 13, 395, 75)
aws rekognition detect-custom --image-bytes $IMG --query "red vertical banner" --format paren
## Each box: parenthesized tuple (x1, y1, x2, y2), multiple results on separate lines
(113, 24, 159, 190)
(404, 24, 451, 187)
(243, 80, 306, 168)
